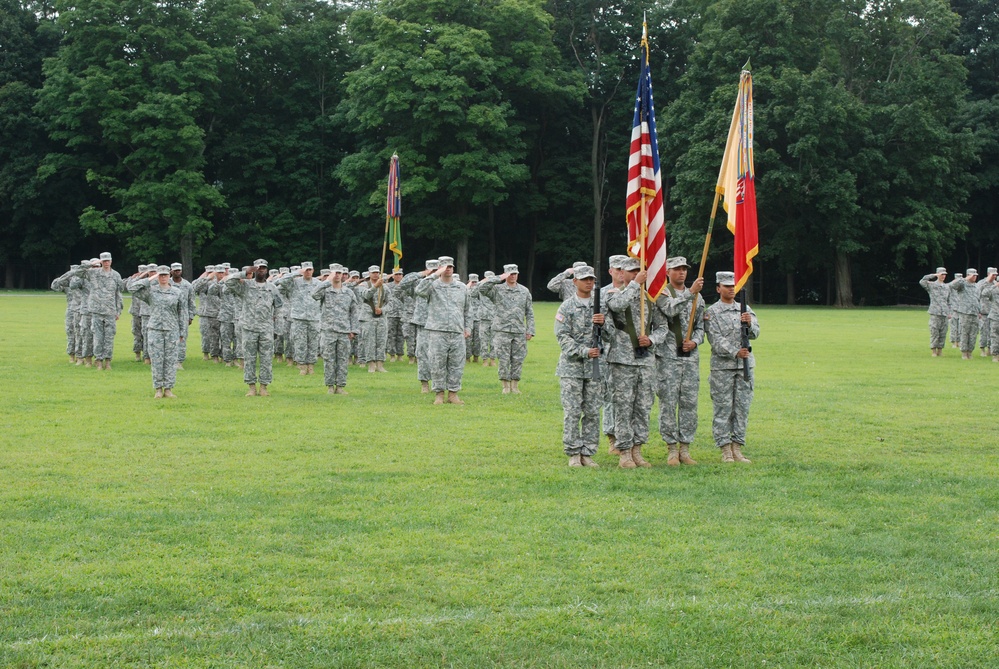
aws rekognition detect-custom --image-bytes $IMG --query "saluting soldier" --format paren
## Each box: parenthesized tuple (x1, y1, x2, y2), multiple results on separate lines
(128, 266, 185, 398)
(466, 274, 482, 362)
(416, 256, 471, 405)
(473, 270, 498, 366)
(400, 259, 439, 393)
(477, 263, 535, 394)
(169, 263, 195, 369)
(276, 261, 321, 374)
(949, 269, 980, 360)
(360, 265, 394, 372)
(919, 267, 950, 356)
(705, 271, 760, 463)
(312, 264, 360, 394)
(193, 265, 223, 362)
(71, 252, 124, 370)
(385, 268, 406, 362)
(601, 255, 628, 454)
(978, 267, 996, 356)
(51, 265, 81, 363)
(546, 261, 587, 302)
(225, 259, 283, 396)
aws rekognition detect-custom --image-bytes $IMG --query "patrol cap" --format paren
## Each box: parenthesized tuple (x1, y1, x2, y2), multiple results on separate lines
(222, 263, 231, 269)
(279, 267, 290, 274)
(967, 268, 978, 276)
(716, 271, 736, 286)
(367, 265, 381, 274)
(100, 252, 112, 261)
(269, 269, 279, 276)
(82, 259, 92, 266)
(253, 258, 268, 268)
(362, 271, 370, 279)
(171, 262, 182, 271)
(301, 261, 314, 270)
(619, 257, 640, 272)
(935, 267, 947, 274)
(425, 259, 439, 270)
(241, 266, 251, 273)
(608, 254, 628, 269)
(503, 263, 519, 274)
(156, 265, 171, 275)
(393, 268, 404, 275)
(228, 268, 240, 276)
(70, 264, 80, 270)
(291, 265, 301, 272)
(204, 264, 215, 272)
(90, 258, 100, 266)
(439, 256, 455, 267)
(483, 270, 495, 278)
(453, 274, 461, 281)
(330, 263, 344, 273)
(955, 273, 964, 279)
(667, 256, 690, 270)
(574, 265, 597, 280)
(468, 273, 479, 282)
(989, 267, 997, 275)
(572, 261, 587, 269)
(320, 269, 331, 276)
(349, 270, 360, 278)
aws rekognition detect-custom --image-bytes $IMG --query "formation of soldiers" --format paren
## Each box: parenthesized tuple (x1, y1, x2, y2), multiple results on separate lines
(920, 267, 999, 360)
(552, 255, 760, 469)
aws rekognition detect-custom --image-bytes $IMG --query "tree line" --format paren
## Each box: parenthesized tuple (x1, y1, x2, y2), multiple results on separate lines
(1, 0, 995, 305)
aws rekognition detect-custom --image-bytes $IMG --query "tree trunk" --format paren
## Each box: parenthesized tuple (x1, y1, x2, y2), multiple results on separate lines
(834, 251, 853, 307)
(786, 272, 795, 305)
(456, 236, 468, 283)
(181, 233, 194, 281)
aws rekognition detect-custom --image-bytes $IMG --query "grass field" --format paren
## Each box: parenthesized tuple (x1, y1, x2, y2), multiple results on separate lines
(1, 293, 997, 668)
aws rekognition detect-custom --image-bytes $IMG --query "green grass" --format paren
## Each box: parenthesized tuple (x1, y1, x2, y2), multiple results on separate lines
(1, 294, 997, 667)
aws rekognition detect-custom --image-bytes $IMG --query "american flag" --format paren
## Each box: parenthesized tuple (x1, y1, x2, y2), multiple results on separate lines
(625, 22, 667, 300)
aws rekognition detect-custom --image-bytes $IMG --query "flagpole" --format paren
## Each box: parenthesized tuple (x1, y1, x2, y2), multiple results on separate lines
(640, 203, 647, 336)
(684, 190, 721, 341)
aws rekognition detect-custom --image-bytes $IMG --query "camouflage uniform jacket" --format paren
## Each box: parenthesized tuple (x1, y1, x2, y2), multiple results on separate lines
(171, 278, 195, 323)
(948, 279, 979, 315)
(127, 278, 184, 333)
(275, 275, 321, 322)
(311, 282, 361, 334)
(651, 288, 704, 362)
(919, 275, 950, 316)
(604, 280, 654, 367)
(415, 278, 471, 334)
(224, 276, 283, 333)
(478, 277, 535, 335)
(360, 282, 396, 320)
(704, 300, 759, 371)
(977, 280, 994, 316)
(982, 283, 999, 319)
(51, 272, 80, 313)
(471, 282, 495, 322)
(383, 282, 403, 318)
(72, 266, 124, 317)
(547, 272, 576, 302)
(399, 272, 430, 326)
(192, 276, 221, 318)
(555, 294, 614, 379)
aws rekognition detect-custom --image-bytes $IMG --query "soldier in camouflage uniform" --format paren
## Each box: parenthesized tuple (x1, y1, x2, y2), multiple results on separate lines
(919, 267, 950, 356)
(600, 255, 628, 454)
(51, 265, 81, 363)
(385, 269, 406, 361)
(982, 275, 999, 362)
(225, 259, 283, 396)
(705, 271, 760, 463)
(312, 264, 360, 393)
(547, 261, 587, 302)
(169, 263, 195, 368)
(416, 256, 471, 405)
(360, 265, 394, 372)
(71, 252, 124, 370)
(218, 266, 239, 366)
(465, 273, 482, 362)
(400, 260, 439, 392)
(193, 265, 223, 362)
(949, 269, 980, 359)
(555, 265, 609, 467)
(473, 270, 498, 366)
(72, 259, 98, 366)
(276, 261, 321, 374)
(605, 257, 656, 468)
(477, 263, 535, 394)
(277, 266, 295, 364)
(652, 257, 705, 467)
(127, 265, 149, 361)
(400, 271, 417, 364)
(978, 267, 996, 356)
(948, 273, 962, 348)
(128, 266, 185, 397)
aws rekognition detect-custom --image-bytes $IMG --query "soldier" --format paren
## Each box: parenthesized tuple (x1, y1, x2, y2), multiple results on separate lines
(276, 261, 322, 374)
(919, 267, 950, 356)
(225, 259, 283, 396)
(400, 269, 417, 364)
(71, 252, 124, 370)
(984, 275, 999, 362)
(705, 271, 760, 463)
(605, 257, 656, 468)
(126, 265, 149, 361)
(360, 265, 394, 372)
(193, 265, 223, 362)
(415, 256, 472, 405)
(601, 255, 629, 454)
(218, 266, 239, 366)
(400, 260, 439, 392)
(385, 268, 406, 362)
(652, 257, 705, 466)
(949, 273, 963, 348)
(978, 267, 996, 356)
(466, 273, 482, 362)
(949, 269, 980, 360)
(555, 265, 608, 467)
(474, 270, 498, 366)
(51, 265, 81, 363)
(477, 263, 535, 394)
(312, 264, 360, 394)
(127, 266, 185, 398)
(169, 263, 195, 369)
(547, 261, 587, 302)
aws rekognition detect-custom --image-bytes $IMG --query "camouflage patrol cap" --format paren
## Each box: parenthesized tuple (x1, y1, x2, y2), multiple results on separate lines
(426, 259, 440, 270)
(320, 269, 331, 276)
(439, 256, 455, 267)
(453, 274, 461, 281)
(301, 261, 313, 270)
(574, 265, 597, 280)
(269, 269, 279, 276)
(156, 265, 171, 275)
(608, 254, 628, 269)
(967, 268, 978, 276)
(935, 267, 947, 274)
(619, 257, 640, 272)
(171, 262, 182, 271)
(349, 270, 360, 278)
(667, 256, 690, 270)
(330, 263, 344, 273)
(253, 258, 268, 268)
(100, 252, 112, 261)
(362, 271, 370, 279)
(572, 261, 587, 269)
(503, 263, 519, 274)
(955, 273, 964, 279)
(716, 271, 736, 286)
(393, 268, 403, 275)
(222, 263, 231, 269)
(291, 265, 301, 272)
(279, 267, 290, 274)
(367, 265, 381, 273)
(989, 267, 997, 275)
(483, 270, 495, 278)
(90, 258, 100, 266)
(468, 273, 479, 282)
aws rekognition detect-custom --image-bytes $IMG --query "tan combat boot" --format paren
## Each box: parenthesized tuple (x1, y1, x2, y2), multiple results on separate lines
(731, 443, 751, 463)
(482, 359, 489, 367)
(993, 355, 999, 363)
(376, 361, 388, 373)
(608, 435, 620, 455)
(85, 356, 93, 367)
(618, 448, 637, 469)
(472, 355, 479, 363)
(580, 455, 599, 468)
(721, 443, 735, 463)
(76, 357, 84, 366)
(328, 386, 336, 395)
(203, 353, 210, 361)
(213, 356, 221, 364)
(134, 352, 141, 361)
(287, 358, 295, 367)
(568, 454, 583, 467)
(421, 381, 430, 394)
(105, 361, 112, 371)
(258, 385, 270, 397)
(70, 355, 76, 364)
(666, 443, 680, 467)
(164, 388, 176, 398)
(982, 348, 988, 357)
(299, 364, 308, 375)
(246, 384, 258, 397)
(176, 362, 184, 370)
(501, 380, 510, 394)
(631, 444, 652, 468)
(433, 391, 445, 405)
(511, 380, 521, 394)
(679, 443, 698, 465)
(409, 356, 416, 365)
(334, 386, 348, 395)
(447, 391, 464, 405)
(368, 362, 377, 373)
(237, 359, 244, 369)
(154, 388, 163, 399)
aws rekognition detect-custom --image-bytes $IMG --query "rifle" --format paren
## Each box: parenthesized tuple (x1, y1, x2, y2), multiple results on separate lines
(591, 284, 602, 380)
(739, 289, 751, 377)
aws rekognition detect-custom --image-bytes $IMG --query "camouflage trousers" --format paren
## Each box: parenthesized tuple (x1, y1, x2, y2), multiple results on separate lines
(199, 316, 221, 357)
(928, 315, 948, 349)
(415, 325, 431, 382)
(351, 333, 360, 362)
(361, 317, 388, 362)
(560, 376, 601, 456)
(141, 315, 151, 360)
(147, 328, 178, 389)
(425, 330, 466, 392)
(601, 359, 614, 437)
(494, 332, 527, 381)
(65, 310, 78, 356)
(291, 319, 320, 364)
(386, 316, 405, 356)
(467, 321, 481, 358)
(177, 320, 189, 363)
(709, 366, 754, 448)
(958, 313, 979, 353)
(273, 331, 287, 356)
(220, 320, 237, 363)
(403, 322, 417, 358)
(608, 363, 655, 450)
(480, 321, 495, 359)
(322, 332, 352, 388)
(992, 319, 999, 355)
(656, 355, 700, 445)
(91, 314, 117, 361)
(980, 315, 991, 351)
(242, 329, 274, 385)
(950, 315, 960, 342)
(76, 312, 94, 358)
(131, 313, 144, 354)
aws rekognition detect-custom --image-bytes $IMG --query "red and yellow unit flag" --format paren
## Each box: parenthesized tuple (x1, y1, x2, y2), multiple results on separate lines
(716, 67, 758, 292)
(625, 20, 667, 300)
(386, 154, 402, 270)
